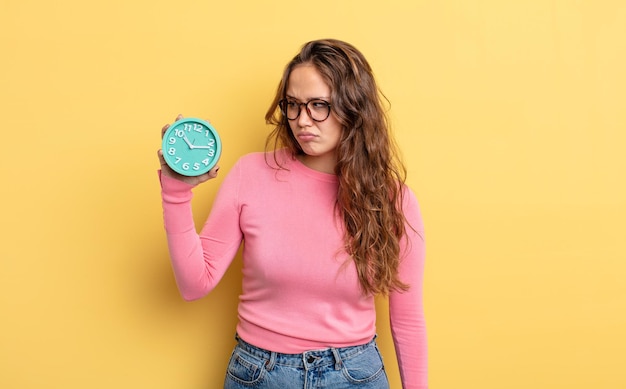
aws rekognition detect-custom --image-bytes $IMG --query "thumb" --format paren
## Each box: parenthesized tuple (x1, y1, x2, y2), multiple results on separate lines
(157, 149, 167, 167)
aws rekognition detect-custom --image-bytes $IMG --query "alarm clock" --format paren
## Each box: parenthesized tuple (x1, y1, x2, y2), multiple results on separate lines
(161, 118, 222, 176)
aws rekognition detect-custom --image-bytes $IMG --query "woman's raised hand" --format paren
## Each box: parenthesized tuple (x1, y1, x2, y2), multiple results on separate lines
(157, 114, 220, 186)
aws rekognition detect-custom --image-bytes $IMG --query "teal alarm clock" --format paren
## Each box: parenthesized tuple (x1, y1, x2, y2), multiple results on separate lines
(161, 118, 221, 176)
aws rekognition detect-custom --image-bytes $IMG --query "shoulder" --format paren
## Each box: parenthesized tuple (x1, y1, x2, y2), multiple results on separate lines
(227, 150, 294, 186)
(400, 184, 424, 233)
(235, 149, 293, 171)
(401, 184, 418, 205)
(235, 151, 266, 167)
(224, 150, 294, 196)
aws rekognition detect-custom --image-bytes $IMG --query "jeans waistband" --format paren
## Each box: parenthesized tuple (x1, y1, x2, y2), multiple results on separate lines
(234, 334, 378, 370)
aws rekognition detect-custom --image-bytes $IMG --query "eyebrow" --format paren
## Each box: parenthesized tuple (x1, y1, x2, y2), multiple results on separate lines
(285, 94, 331, 102)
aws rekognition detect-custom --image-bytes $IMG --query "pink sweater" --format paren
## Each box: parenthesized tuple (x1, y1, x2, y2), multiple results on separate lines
(160, 151, 427, 388)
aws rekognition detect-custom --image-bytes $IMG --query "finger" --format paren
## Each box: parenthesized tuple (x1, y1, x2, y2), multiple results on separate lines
(157, 149, 167, 166)
(175, 114, 184, 121)
(197, 165, 220, 183)
(208, 165, 220, 179)
(157, 151, 169, 169)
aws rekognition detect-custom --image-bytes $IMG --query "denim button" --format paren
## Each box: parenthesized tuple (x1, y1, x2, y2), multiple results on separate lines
(307, 355, 315, 363)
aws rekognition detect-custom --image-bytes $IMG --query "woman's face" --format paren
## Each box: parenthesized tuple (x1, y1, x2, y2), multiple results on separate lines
(286, 64, 342, 174)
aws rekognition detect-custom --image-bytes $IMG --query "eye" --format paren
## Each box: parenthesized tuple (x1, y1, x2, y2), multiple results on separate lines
(310, 100, 329, 109)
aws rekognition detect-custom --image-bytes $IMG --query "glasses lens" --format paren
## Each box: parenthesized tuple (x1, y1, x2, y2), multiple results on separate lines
(280, 100, 299, 120)
(280, 99, 331, 122)
(307, 100, 331, 121)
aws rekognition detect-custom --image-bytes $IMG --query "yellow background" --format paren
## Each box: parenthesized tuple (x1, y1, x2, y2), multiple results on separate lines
(1, 1, 625, 388)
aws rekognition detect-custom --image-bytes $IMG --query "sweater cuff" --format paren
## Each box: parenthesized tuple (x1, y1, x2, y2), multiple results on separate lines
(158, 170, 195, 204)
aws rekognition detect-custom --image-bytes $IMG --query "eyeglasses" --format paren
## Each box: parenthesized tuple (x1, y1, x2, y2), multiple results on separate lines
(278, 98, 332, 122)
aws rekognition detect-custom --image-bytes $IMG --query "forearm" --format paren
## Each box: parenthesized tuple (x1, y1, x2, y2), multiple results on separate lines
(391, 187, 428, 388)
(160, 171, 221, 300)
(159, 169, 243, 300)
(390, 300, 428, 389)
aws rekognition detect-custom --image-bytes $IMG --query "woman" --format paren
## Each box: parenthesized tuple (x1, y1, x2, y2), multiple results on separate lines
(158, 39, 427, 389)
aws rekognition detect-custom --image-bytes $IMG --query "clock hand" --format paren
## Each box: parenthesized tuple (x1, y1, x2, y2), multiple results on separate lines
(182, 134, 195, 149)
(189, 145, 213, 149)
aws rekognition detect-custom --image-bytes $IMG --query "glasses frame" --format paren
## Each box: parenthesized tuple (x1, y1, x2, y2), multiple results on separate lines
(278, 98, 332, 122)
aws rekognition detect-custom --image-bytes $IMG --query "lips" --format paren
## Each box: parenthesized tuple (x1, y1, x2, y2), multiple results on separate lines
(297, 132, 317, 141)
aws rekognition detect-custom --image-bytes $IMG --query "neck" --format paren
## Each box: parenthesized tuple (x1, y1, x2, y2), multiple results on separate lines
(297, 153, 337, 175)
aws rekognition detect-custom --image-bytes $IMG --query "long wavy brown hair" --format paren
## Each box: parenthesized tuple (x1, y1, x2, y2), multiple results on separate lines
(265, 39, 410, 295)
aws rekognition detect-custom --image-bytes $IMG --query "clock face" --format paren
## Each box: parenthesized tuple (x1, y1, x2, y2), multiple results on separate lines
(161, 118, 221, 176)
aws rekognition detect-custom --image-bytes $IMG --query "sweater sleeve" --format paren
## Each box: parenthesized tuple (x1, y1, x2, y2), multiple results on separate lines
(389, 186, 428, 389)
(158, 163, 243, 301)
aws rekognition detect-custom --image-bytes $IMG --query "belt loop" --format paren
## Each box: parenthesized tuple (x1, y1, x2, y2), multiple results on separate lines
(331, 348, 343, 370)
(265, 351, 277, 371)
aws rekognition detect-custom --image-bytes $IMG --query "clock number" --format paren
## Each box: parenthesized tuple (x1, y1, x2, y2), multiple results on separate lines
(168, 147, 176, 156)
(202, 158, 209, 166)
(207, 139, 215, 146)
(182, 162, 190, 170)
(183, 123, 203, 133)
(175, 129, 185, 137)
(207, 149, 215, 157)
(168, 137, 176, 145)
(175, 157, 182, 164)
(193, 162, 200, 170)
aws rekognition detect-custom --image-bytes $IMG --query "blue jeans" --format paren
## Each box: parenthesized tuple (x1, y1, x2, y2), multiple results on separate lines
(223, 335, 390, 389)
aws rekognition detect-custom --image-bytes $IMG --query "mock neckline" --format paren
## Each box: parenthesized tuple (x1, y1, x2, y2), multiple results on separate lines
(282, 151, 338, 184)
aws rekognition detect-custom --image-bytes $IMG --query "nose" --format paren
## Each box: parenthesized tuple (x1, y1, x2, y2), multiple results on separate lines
(296, 104, 313, 127)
